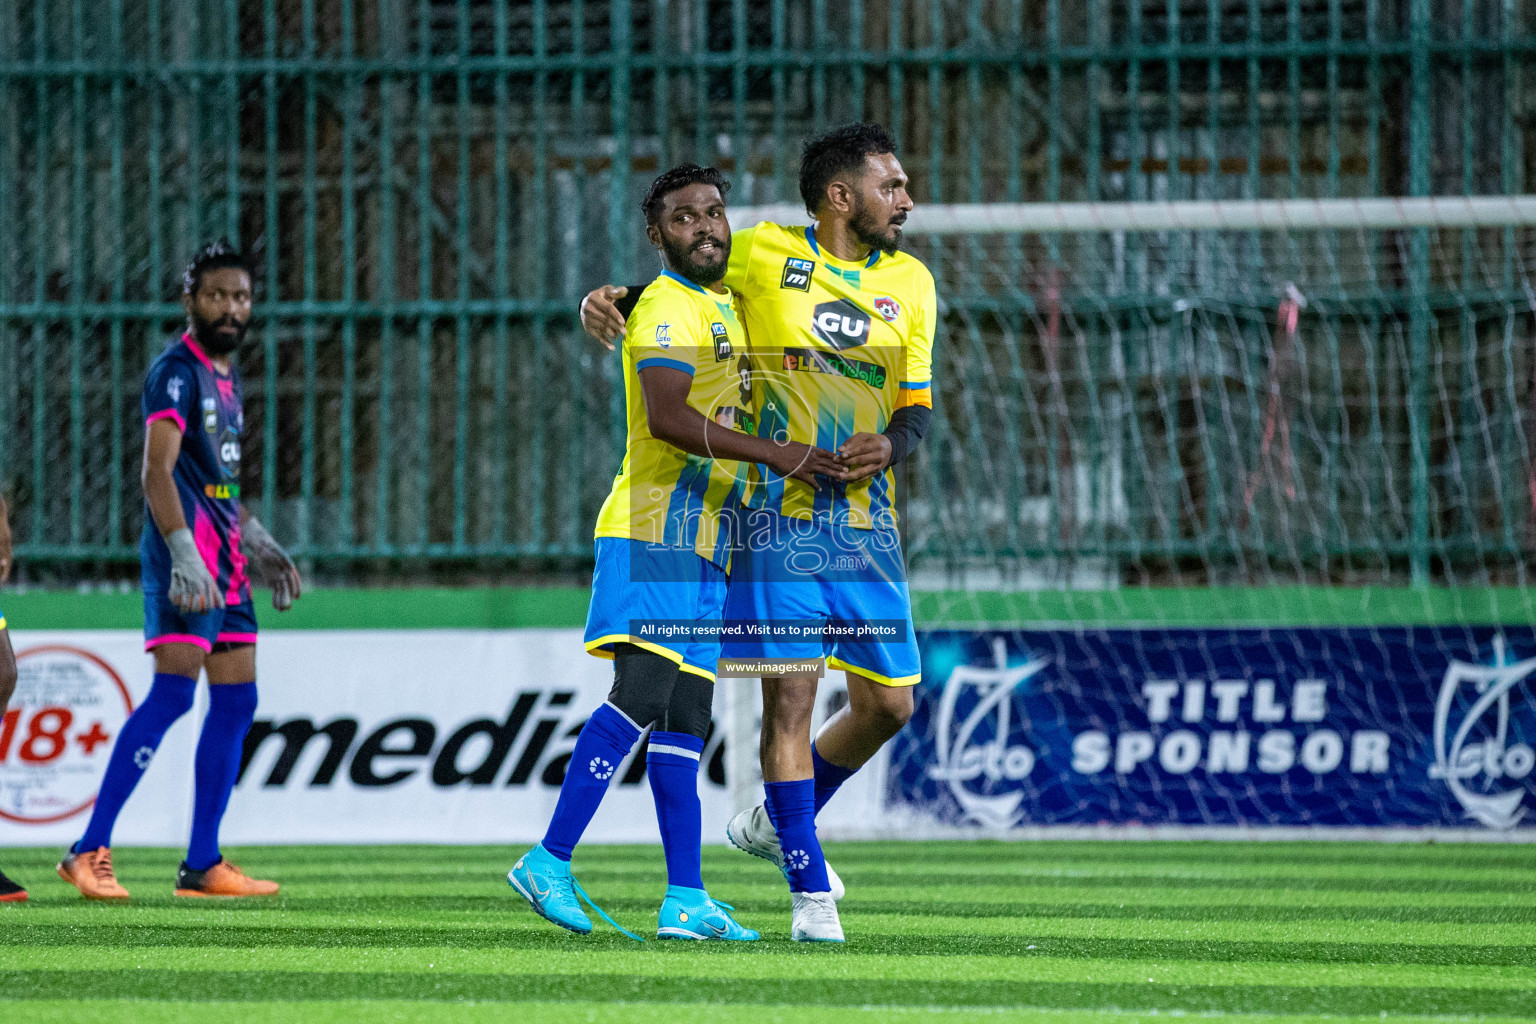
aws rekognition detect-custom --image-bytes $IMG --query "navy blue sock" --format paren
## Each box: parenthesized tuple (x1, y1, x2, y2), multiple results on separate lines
(811, 742, 858, 816)
(75, 673, 196, 852)
(763, 778, 830, 893)
(186, 682, 258, 871)
(646, 730, 704, 890)
(542, 702, 641, 861)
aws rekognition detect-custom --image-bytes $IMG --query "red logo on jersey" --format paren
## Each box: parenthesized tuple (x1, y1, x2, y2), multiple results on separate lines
(874, 297, 901, 322)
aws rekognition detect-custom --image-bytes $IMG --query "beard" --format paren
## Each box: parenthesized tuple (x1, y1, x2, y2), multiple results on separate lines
(191, 311, 248, 356)
(852, 195, 905, 256)
(661, 232, 731, 286)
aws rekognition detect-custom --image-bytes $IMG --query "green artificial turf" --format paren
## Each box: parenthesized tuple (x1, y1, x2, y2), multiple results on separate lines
(0, 841, 1532, 1022)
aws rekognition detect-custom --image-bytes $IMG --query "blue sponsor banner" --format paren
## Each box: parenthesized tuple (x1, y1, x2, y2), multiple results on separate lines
(887, 627, 1536, 831)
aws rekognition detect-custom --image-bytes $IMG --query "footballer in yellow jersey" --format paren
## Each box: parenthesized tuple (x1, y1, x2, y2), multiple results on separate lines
(721, 219, 935, 529)
(714, 138, 935, 694)
(592, 268, 753, 572)
(518, 166, 838, 942)
(581, 128, 935, 939)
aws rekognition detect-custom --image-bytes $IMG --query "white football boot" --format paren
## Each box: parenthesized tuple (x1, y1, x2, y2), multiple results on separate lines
(790, 891, 845, 942)
(725, 804, 845, 902)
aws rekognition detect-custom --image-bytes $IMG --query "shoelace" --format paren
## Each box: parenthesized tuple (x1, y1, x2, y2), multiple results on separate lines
(704, 899, 749, 936)
(92, 849, 116, 882)
(799, 895, 839, 927)
(569, 877, 643, 942)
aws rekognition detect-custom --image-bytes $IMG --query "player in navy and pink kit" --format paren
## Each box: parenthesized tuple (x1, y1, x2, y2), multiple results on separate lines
(58, 241, 303, 900)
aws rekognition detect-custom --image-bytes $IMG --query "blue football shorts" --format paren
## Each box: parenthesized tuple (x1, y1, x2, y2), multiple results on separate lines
(720, 510, 920, 686)
(143, 592, 258, 654)
(585, 537, 729, 681)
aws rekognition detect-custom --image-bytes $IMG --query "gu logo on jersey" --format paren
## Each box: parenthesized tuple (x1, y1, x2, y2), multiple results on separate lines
(875, 296, 901, 322)
(655, 323, 672, 349)
(167, 376, 184, 404)
(781, 258, 814, 291)
(711, 322, 732, 360)
(811, 299, 872, 351)
(1429, 635, 1536, 829)
(925, 638, 1049, 828)
(202, 397, 218, 434)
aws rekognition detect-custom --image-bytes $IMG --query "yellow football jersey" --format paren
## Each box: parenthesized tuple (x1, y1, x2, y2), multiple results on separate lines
(594, 269, 754, 568)
(724, 221, 936, 529)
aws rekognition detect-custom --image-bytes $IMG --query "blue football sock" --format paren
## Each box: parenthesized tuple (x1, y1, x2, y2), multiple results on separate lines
(75, 673, 197, 853)
(186, 682, 258, 871)
(763, 778, 830, 893)
(811, 742, 858, 816)
(646, 730, 705, 890)
(541, 702, 641, 862)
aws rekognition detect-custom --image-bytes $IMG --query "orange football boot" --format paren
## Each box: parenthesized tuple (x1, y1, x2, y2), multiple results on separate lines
(174, 859, 279, 898)
(57, 846, 130, 900)
(0, 867, 26, 902)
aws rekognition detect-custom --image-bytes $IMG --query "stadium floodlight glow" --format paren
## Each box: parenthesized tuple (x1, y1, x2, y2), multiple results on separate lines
(731, 196, 1536, 234)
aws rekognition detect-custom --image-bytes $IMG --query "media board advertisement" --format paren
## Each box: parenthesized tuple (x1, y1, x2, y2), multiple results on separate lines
(2, 624, 1532, 846)
(0, 629, 860, 847)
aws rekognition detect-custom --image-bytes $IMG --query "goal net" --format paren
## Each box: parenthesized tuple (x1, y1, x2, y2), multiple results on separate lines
(722, 198, 1536, 837)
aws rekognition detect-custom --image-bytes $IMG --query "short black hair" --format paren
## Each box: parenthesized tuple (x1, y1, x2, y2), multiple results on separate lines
(182, 238, 254, 298)
(798, 122, 899, 216)
(640, 164, 731, 226)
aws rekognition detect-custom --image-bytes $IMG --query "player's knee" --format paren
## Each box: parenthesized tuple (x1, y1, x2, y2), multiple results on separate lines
(661, 671, 714, 740)
(211, 680, 259, 721)
(154, 644, 205, 680)
(761, 676, 817, 734)
(608, 644, 680, 728)
(854, 680, 914, 735)
(883, 686, 915, 728)
(148, 675, 198, 717)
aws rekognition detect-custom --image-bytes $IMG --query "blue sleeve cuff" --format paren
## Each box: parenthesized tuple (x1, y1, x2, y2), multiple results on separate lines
(637, 357, 696, 376)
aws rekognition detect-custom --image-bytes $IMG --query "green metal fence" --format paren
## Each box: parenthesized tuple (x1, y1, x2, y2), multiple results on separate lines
(1, 0, 1534, 583)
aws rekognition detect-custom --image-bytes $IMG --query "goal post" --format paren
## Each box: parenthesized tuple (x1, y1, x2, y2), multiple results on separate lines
(733, 196, 1536, 235)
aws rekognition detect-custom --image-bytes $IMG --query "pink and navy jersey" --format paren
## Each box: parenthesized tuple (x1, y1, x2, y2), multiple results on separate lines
(139, 332, 250, 604)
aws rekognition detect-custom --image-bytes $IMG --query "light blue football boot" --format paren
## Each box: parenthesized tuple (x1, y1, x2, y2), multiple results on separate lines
(508, 844, 591, 934)
(656, 885, 760, 941)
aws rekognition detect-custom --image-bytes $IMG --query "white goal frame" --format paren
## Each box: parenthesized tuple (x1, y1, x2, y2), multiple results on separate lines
(732, 195, 1536, 235)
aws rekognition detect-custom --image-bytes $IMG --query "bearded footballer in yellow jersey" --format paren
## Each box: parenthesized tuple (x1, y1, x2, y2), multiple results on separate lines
(582, 125, 937, 941)
(511, 165, 842, 942)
